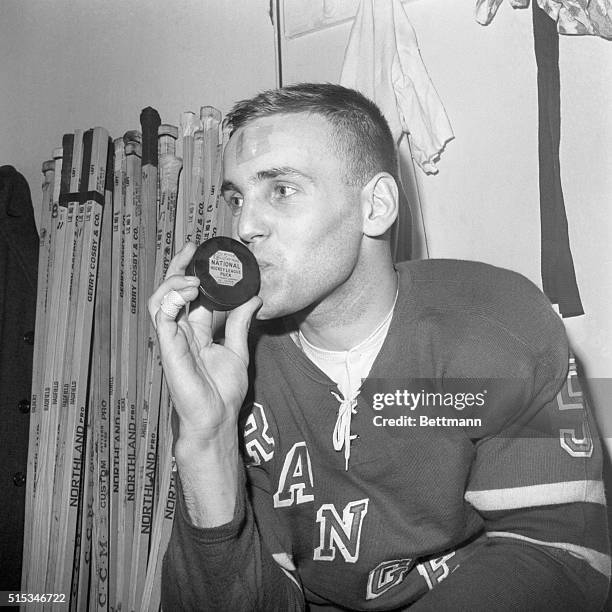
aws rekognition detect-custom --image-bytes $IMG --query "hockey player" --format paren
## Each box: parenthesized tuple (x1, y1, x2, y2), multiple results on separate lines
(149, 83, 609, 610)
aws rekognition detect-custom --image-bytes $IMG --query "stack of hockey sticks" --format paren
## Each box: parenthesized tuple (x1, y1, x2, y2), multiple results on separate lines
(22, 104, 229, 611)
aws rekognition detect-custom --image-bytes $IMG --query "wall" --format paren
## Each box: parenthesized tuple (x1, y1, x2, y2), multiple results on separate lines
(1, 0, 610, 430)
(282, 0, 612, 446)
(559, 34, 612, 440)
(0, 0, 276, 207)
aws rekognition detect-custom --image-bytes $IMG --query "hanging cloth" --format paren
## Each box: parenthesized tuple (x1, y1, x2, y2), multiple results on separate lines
(340, 0, 454, 175)
(476, 0, 529, 25)
(476, 0, 612, 40)
(538, 0, 612, 38)
(533, 1, 584, 317)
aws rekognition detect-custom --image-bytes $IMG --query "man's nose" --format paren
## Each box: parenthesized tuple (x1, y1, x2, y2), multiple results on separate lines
(235, 198, 267, 244)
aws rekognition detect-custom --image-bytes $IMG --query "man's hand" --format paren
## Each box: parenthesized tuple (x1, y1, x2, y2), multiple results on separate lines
(148, 242, 262, 526)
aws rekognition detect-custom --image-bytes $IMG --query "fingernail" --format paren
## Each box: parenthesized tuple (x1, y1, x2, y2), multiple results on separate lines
(185, 276, 200, 285)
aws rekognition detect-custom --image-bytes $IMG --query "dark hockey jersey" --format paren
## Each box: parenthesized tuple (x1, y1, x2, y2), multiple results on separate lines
(162, 260, 610, 611)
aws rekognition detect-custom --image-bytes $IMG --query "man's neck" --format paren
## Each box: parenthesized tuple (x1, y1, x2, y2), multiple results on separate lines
(294, 261, 398, 351)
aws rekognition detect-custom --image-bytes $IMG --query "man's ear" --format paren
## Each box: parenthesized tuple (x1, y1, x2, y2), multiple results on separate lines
(360, 172, 399, 237)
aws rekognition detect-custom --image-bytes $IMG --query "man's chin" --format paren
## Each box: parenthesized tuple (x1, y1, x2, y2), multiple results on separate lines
(254, 305, 281, 321)
(253, 298, 296, 321)
(254, 309, 274, 321)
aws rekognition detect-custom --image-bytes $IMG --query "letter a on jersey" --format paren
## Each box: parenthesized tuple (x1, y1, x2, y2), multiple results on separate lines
(314, 499, 369, 563)
(274, 442, 315, 508)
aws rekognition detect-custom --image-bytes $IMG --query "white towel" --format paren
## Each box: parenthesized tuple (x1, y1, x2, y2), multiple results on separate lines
(340, 0, 454, 174)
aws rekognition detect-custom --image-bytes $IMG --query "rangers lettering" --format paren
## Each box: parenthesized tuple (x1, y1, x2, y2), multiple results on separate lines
(313, 498, 369, 563)
(243, 402, 274, 465)
(556, 356, 594, 457)
(366, 558, 413, 600)
(273, 442, 314, 508)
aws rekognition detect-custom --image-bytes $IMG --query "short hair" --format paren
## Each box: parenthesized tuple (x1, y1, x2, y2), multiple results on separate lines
(224, 83, 397, 187)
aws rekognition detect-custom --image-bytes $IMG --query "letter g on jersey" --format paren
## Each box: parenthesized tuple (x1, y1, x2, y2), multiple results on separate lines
(366, 558, 413, 600)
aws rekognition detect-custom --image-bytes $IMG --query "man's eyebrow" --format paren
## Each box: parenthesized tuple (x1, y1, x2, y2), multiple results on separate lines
(222, 167, 314, 193)
(221, 180, 238, 193)
(253, 167, 314, 183)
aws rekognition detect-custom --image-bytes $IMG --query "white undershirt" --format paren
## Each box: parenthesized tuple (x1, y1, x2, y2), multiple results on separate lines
(295, 287, 398, 470)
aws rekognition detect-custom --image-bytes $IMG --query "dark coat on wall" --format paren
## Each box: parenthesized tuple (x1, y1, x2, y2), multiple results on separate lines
(0, 165, 38, 590)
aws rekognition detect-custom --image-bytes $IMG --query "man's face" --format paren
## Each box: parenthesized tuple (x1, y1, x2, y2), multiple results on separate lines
(222, 112, 365, 320)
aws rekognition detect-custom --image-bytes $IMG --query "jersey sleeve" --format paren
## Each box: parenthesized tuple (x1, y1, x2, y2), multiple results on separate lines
(411, 349, 610, 611)
(161, 467, 304, 611)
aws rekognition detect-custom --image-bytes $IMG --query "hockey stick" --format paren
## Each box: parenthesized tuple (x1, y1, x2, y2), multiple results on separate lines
(116, 131, 142, 611)
(128, 106, 163, 612)
(88, 139, 114, 611)
(108, 135, 125, 611)
(176, 111, 200, 248)
(28, 130, 80, 600)
(53, 128, 110, 599)
(22, 155, 57, 591)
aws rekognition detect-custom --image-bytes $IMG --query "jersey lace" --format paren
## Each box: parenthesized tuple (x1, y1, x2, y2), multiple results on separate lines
(296, 275, 398, 470)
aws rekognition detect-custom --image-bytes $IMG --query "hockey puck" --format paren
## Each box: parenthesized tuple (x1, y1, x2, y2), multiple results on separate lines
(189, 237, 260, 311)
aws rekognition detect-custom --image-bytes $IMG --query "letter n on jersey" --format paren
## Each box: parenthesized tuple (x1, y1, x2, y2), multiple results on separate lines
(314, 499, 369, 563)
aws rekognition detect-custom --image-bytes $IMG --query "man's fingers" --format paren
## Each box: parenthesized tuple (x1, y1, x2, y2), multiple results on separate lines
(154, 304, 190, 363)
(185, 299, 214, 330)
(165, 241, 197, 279)
(148, 279, 200, 324)
(224, 296, 263, 366)
(159, 289, 188, 318)
(153, 287, 199, 332)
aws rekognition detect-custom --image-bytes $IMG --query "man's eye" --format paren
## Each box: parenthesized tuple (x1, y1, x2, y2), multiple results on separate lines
(224, 193, 243, 212)
(273, 184, 297, 199)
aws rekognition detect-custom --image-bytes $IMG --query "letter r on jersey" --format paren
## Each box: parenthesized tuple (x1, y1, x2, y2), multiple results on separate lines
(243, 402, 274, 465)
